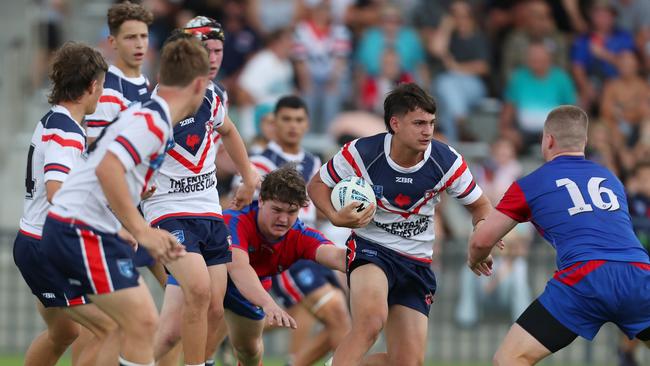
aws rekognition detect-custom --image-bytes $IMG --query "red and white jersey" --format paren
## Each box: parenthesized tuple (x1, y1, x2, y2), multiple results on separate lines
(293, 21, 351, 81)
(50, 95, 174, 234)
(19, 105, 86, 238)
(319, 133, 482, 261)
(85, 65, 151, 138)
(141, 82, 227, 225)
(235, 141, 321, 225)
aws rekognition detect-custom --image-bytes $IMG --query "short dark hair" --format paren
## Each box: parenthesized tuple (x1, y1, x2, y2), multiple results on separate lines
(274, 95, 308, 115)
(259, 166, 309, 208)
(107, 1, 153, 36)
(159, 37, 209, 87)
(48, 42, 108, 105)
(383, 83, 437, 134)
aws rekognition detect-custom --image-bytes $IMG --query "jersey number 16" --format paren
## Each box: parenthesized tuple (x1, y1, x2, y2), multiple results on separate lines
(556, 177, 620, 216)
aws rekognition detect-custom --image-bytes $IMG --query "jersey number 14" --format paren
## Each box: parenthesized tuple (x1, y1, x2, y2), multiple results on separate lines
(556, 177, 620, 216)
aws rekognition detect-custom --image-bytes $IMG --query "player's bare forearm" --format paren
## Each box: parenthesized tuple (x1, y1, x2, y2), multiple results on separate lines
(315, 245, 346, 273)
(468, 210, 517, 265)
(307, 174, 338, 224)
(45, 180, 63, 204)
(218, 116, 257, 185)
(227, 248, 277, 307)
(464, 194, 492, 226)
(96, 152, 149, 238)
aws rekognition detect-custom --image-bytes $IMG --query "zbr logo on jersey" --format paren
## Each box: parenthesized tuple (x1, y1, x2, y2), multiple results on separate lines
(117, 259, 135, 278)
(396, 176, 413, 184)
(171, 230, 185, 244)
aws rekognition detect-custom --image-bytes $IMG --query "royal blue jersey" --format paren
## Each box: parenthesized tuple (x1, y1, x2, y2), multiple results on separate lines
(497, 155, 649, 269)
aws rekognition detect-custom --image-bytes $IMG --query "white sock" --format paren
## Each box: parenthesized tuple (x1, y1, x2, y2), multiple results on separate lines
(118, 356, 154, 366)
(185, 364, 206, 366)
(205, 360, 215, 366)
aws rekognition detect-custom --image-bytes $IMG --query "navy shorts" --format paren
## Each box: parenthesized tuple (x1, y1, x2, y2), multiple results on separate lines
(133, 246, 156, 268)
(41, 214, 140, 299)
(539, 260, 650, 340)
(13, 231, 89, 307)
(156, 218, 232, 266)
(346, 235, 437, 316)
(223, 277, 265, 320)
(271, 260, 341, 308)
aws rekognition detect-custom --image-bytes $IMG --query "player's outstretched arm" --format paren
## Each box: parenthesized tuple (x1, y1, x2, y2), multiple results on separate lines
(218, 115, 260, 209)
(468, 209, 517, 275)
(96, 152, 186, 263)
(315, 245, 347, 272)
(227, 248, 297, 329)
(307, 174, 375, 228)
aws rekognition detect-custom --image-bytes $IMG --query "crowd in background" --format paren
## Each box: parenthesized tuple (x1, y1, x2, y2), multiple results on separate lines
(32, 0, 650, 345)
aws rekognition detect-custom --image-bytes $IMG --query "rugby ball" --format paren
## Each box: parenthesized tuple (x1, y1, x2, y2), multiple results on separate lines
(330, 176, 376, 212)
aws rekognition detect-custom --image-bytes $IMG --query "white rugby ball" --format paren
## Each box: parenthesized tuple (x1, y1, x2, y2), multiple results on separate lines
(330, 176, 376, 212)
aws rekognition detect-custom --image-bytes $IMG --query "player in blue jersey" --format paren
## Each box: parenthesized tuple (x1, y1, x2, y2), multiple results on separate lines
(310, 83, 493, 366)
(14, 42, 116, 366)
(469, 105, 650, 365)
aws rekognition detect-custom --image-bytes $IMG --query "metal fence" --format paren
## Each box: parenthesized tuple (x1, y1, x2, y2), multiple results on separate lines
(1, 229, 648, 364)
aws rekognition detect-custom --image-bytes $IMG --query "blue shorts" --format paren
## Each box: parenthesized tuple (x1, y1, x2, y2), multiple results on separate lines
(133, 246, 156, 268)
(41, 214, 140, 299)
(13, 231, 89, 307)
(271, 260, 341, 308)
(346, 235, 437, 316)
(539, 260, 650, 340)
(156, 218, 232, 266)
(223, 277, 265, 320)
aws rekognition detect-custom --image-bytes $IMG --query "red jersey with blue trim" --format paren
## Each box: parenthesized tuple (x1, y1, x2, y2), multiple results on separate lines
(50, 95, 174, 234)
(225, 202, 333, 289)
(85, 65, 151, 138)
(319, 133, 482, 261)
(497, 155, 649, 269)
(19, 105, 86, 238)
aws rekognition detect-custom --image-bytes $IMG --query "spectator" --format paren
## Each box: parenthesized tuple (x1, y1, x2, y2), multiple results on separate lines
(247, 0, 301, 35)
(477, 138, 523, 204)
(586, 121, 621, 176)
(456, 226, 533, 328)
(613, 0, 650, 34)
(360, 47, 413, 115)
(294, 0, 351, 132)
(219, 0, 262, 99)
(237, 27, 296, 140)
(600, 51, 650, 148)
(571, 0, 635, 109)
(501, 42, 577, 150)
(430, 0, 489, 142)
(501, 0, 568, 80)
(355, 4, 426, 80)
(32, 0, 67, 91)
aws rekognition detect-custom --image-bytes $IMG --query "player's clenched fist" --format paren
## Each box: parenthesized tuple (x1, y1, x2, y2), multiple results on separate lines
(137, 227, 186, 263)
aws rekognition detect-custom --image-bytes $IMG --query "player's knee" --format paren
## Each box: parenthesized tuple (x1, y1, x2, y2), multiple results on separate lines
(49, 321, 80, 347)
(493, 349, 533, 366)
(126, 309, 158, 339)
(207, 299, 225, 324)
(183, 280, 211, 309)
(353, 314, 385, 341)
(90, 314, 119, 339)
(232, 337, 262, 358)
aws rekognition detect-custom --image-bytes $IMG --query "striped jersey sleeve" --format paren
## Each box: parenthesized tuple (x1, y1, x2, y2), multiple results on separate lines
(107, 111, 167, 171)
(86, 89, 128, 138)
(42, 114, 85, 183)
(435, 145, 482, 205)
(319, 141, 362, 188)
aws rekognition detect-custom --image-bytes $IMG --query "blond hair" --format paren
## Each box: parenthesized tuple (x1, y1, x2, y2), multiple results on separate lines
(544, 105, 589, 151)
(158, 37, 209, 87)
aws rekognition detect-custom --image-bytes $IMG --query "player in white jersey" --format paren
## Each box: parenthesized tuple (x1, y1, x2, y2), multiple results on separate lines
(40, 38, 210, 366)
(231, 95, 350, 366)
(143, 18, 258, 366)
(85, 1, 153, 143)
(309, 83, 494, 365)
(12, 42, 118, 366)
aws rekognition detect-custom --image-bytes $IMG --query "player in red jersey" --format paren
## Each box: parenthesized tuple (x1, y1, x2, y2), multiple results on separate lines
(216, 167, 346, 366)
